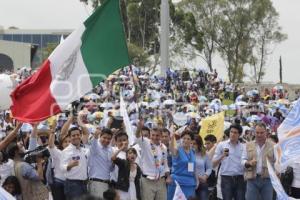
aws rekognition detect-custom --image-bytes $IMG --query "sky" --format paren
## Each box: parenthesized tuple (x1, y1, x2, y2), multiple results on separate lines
(0, 0, 299, 84)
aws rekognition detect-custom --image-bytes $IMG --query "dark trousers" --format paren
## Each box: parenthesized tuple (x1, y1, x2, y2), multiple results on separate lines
(51, 178, 66, 200)
(221, 175, 246, 200)
(291, 187, 300, 198)
(196, 182, 209, 200)
(64, 179, 87, 200)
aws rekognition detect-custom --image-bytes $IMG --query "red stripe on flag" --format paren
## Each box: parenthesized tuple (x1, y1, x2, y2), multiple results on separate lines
(10, 60, 61, 122)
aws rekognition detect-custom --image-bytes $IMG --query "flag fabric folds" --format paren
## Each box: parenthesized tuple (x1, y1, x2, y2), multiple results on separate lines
(275, 97, 300, 170)
(11, 0, 130, 122)
(267, 160, 295, 200)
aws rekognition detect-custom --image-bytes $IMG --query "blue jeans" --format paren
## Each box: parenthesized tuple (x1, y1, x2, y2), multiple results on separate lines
(246, 176, 273, 200)
(221, 175, 246, 200)
(196, 183, 209, 200)
(64, 179, 87, 200)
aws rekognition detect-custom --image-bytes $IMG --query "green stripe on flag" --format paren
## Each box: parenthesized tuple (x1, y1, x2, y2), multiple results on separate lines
(81, 0, 130, 86)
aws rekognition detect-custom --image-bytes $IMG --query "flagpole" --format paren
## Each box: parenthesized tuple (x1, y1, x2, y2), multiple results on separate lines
(160, 0, 170, 77)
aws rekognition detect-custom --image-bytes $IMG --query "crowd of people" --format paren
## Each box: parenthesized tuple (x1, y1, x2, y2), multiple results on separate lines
(0, 66, 299, 200)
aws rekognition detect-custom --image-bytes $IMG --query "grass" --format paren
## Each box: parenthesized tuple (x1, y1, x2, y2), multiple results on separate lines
(222, 99, 235, 117)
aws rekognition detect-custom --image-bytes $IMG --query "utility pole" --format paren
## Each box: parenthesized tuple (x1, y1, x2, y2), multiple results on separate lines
(279, 56, 282, 84)
(160, 0, 170, 77)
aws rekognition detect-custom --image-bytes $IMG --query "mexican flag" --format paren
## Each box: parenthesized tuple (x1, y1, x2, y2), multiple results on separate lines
(11, 0, 130, 122)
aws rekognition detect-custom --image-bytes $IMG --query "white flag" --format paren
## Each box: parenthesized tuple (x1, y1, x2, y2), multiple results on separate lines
(173, 181, 187, 200)
(120, 90, 135, 145)
(0, 186, 15, 200)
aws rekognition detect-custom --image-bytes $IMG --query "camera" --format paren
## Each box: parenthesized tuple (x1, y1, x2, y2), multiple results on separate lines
(24, 145, 50, 164)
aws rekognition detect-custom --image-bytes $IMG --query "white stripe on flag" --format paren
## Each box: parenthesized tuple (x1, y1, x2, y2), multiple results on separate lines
(275, 97, 300, 171)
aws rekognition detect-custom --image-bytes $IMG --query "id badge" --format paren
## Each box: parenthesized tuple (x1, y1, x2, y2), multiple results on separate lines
(188, 162, 194, 172)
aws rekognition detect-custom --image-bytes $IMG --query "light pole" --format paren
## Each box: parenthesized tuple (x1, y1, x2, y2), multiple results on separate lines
(160, 0, 170, 77)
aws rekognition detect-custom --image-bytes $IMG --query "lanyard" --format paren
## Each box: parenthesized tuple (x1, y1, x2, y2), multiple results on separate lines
(184, 149, 192, 162)
(150, 143, 166, 179)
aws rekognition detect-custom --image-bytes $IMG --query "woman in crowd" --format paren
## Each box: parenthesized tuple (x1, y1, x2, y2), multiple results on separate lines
(167, 130, 196, 200)
(111, 144, 142, 200)
(48, 125, 70, 200)
(193, 135, 212, 200)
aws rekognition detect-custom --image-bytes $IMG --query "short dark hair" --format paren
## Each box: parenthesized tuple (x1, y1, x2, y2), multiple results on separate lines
(229, 123, 243, 134)
(68, 127, 81, 135)
(126, 147, 137, 156)
(114, 131, 128, 140)
(141, 126, 150, 133)
(2, 176, 21, 195)
(204, 134, 217, 143)
(162, 128, 170, 135)
(101, 128, 113, 137)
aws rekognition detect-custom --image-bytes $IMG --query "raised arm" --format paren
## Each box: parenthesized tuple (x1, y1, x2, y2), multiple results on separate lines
(0, 122, 22, 151)
(170, 133, 178, 156)
(77, 113, 89, 145)
(61, 115, 74, 138)
(135, 118, 144, 139)
(48, 126, 56, 149)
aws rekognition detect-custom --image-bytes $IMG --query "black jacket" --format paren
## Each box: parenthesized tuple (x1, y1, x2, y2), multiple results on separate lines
(113, 158, 142, 200)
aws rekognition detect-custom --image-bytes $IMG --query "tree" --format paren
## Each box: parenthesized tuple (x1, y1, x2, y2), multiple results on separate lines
(248, 0, 287, 83)
(182, 0, 220, 72)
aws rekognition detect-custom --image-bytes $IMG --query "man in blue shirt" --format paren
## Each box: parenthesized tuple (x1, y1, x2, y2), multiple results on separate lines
(87, 127, 114, 199)
(213, 124, 245, 200)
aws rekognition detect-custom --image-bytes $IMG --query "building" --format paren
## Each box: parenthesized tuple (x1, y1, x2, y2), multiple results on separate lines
(0, 26, 72, 71)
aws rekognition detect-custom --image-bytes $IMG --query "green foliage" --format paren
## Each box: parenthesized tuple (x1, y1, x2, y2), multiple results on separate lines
(84, 0, 203, 69)
(81, 0, 285, 82)
(127, 43, 149, 67)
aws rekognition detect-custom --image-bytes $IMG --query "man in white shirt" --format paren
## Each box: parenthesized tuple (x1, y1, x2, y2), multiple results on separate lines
(61, 127, 88, 200)
(135, 121, 171, 200)
(241, 122, 275, 200)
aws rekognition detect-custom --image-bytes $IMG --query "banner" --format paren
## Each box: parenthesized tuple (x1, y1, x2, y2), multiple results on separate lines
(199, 112, 224, 141)
(275, 97, 300, 171)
